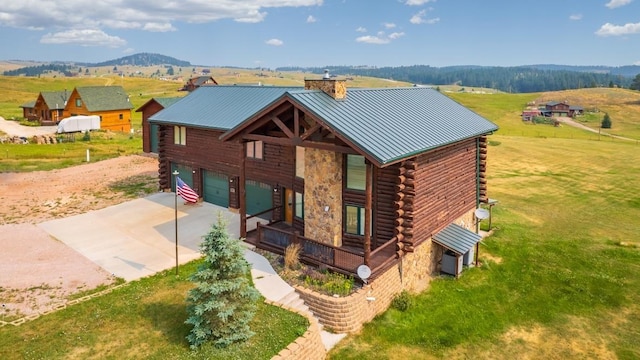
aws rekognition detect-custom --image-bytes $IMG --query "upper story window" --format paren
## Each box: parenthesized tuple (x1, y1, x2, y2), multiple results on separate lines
(246, 141, 263, 159)
(75, 98, 82, 107)
(346, 154, 366, 190)
(174, 126, 186, 145)
(295, 146, 305, 179)
(119, 113, 123, 120)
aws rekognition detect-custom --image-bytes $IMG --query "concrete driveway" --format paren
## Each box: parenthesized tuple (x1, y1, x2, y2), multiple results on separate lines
(37, 192, 237, 281)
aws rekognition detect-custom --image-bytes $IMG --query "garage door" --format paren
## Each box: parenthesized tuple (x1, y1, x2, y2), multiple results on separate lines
(170, 163, 193, 192)
(203, 170, 229, 208)
(246, 180, 272, 216)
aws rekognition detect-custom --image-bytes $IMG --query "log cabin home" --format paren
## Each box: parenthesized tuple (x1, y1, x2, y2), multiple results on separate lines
(33, 90, 69, 125)
(136, 97, 183, 153)
(149, 78, 498, 281)
(63, 86, 134, 132)
(19, 101, 37, 121)
(179, 76, 218, 92)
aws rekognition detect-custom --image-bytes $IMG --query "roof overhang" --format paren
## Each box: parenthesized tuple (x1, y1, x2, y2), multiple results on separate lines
(432, 223, 482, 255)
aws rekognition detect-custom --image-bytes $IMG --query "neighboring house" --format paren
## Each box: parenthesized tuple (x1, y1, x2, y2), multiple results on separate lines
(34, 90, 69, 125)
(179, 76, 218, 92)
(64, 86, 134, 132)
(19, 101, 37, 120)
(136, 97, 183, 153)
(542, 101, 570, 117)
(521, 109, 541, 121)
(149, 79, 498, 282)
(569, 105, 584, 117)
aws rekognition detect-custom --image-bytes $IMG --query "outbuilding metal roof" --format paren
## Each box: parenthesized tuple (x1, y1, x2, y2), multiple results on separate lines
(432, 223, 482, 255)
(149, 86, 302, 130)
(288, 87, 498, 165)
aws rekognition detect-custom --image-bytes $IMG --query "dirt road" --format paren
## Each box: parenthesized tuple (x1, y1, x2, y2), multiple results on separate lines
(0, 116, 57, 138)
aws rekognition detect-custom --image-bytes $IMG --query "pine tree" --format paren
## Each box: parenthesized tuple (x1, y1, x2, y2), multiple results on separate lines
(185, 214, 260, 349)
(601, 113, 612, 129)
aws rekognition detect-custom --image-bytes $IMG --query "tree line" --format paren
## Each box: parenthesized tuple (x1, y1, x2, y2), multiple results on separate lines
(279, 65, 636, 93)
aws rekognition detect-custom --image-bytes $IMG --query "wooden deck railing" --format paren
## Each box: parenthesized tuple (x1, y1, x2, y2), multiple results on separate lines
(255, 223, 399, 279)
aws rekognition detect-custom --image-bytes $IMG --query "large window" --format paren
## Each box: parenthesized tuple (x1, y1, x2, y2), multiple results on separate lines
(246, 141, 263, 159)
(295, 192, 304, 219)
(346, 154, 366, 190)
(295, 146, 305, 179)
(345, 205, 365, 235)
(174, 126, 186, 145)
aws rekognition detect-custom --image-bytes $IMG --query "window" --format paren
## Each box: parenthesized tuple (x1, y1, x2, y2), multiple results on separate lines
(246, 141, 263, 159)
(295, 146, 305, 178)
(174, 126, 186, 145)
(75, 98, 82, 107)
(346, 154, 366, 190)
(345, 205, 366, 235)
(295, 192, 304, 219)
(119, 113, 123, 120)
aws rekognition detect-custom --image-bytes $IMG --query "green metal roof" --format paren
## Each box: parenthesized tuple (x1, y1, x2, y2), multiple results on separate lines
(432, 223, 482, 255)
(155, 97, 183, 108)
(149, 86, 302, 130)
(20, 101, 36, 108)
(287, 87, 498, 165)
(40, 91, 68, 109)
(75, 86, 134, 111)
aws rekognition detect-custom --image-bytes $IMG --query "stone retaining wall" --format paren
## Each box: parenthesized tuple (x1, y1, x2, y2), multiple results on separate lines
(270, 300, 326, 360)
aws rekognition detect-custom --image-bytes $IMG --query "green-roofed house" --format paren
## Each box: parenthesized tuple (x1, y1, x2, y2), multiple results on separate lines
(136, 97, 184, 153)
(19, 100, 37, 121)
(149, 78, 498, 293)
(33, 90, 69, 125)
(64, 86, 134, 132)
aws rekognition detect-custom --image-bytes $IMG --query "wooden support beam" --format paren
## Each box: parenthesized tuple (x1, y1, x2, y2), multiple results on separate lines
(294, 108, 300, 137)
(239, 142, 247, 238)
(300, 123, 322, 141)
(271, 115, 295, 139)
(364, 162, 372, 266)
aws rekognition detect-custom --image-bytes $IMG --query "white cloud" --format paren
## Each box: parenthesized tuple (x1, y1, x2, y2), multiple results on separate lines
(411, 10, 439, 25)
(405, 0, 436, 5)
(383, 22, 396, 29)
(356, 26, 367, 32)
(40, 29, 126, 47)
(307, 15, 317, 23)
(634, 60, 640, 65)
(605, 0, 632, 9)
(595, 22, 640, 36)
(356, 31, 404, 44)
(122, 48, 135, 54)
(266, 38, 284, 46)
(0, 0, 323, 45)
(356, 35, 390, 44)
(569, 14, 583, 21)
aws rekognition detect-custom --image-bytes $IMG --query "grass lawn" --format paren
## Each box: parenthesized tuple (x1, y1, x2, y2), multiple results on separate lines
(0, 131, 143, 172)
(328, 135, 640, 359)
(0, 261, 309, 360)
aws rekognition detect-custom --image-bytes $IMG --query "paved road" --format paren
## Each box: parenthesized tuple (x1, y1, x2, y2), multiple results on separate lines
(0, 116, 57, 137)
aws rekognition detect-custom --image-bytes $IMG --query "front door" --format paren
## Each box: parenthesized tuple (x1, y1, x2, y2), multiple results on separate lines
(284, 188, 294, 224)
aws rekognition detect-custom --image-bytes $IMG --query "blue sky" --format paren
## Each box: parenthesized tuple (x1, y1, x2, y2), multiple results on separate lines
(1, 0, 639, 68)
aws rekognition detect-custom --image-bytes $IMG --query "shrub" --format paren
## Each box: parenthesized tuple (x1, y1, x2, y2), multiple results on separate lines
(601, 113, 612, 129)
(301, 269, 354, 297)
(391, 290, 413, 312)
(284, 243, 301, 271)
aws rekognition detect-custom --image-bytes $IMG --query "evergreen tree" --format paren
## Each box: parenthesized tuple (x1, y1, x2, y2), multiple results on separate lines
(185, 214, 260, 349)
(631, 74, 640, 91)
(601, 113, 612, 129)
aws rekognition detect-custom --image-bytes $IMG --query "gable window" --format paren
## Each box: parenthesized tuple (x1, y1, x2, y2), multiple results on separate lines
(174, 126, 186, 145)
(295, 192, 304, 219)
(75, 98, 82, 107)
(345, 205, 365, 235)
(246, 141, 263, 160)
(346, 154, 366, 190)
(295, 146, 305, 179)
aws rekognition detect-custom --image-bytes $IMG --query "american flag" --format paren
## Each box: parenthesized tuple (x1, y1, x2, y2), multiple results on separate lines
(176, 176, 198, 203)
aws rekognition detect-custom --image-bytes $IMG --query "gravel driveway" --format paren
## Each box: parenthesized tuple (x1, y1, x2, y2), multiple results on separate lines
(0, 116, 57, 137)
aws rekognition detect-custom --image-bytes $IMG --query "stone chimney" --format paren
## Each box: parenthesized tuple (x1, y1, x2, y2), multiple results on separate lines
(304, 69, 347, 100)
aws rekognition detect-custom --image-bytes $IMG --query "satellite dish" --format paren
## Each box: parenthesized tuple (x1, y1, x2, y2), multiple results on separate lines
(474, 208, 490, 221)
(357, 264, 372, 281)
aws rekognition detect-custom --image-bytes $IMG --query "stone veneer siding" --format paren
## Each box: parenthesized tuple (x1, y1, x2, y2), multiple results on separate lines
(304, 148, 342, 246)
(269, 300, 326, 360)
(295, 209, 477, 333)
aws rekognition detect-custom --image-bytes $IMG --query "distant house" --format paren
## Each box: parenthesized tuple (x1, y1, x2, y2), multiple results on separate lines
(19, 101, 37, 121)
(538, 101, 584, 118)
(34, 91, 69, 125)
(521, 109, 541, 121)
(569, 105, 584, 117)
(64, 86, 134, 132)
(179, 76, 218, 92)
(136, 97, 183, 153)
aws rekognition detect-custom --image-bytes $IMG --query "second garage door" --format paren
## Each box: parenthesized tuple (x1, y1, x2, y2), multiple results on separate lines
(203, 170, 229, 208)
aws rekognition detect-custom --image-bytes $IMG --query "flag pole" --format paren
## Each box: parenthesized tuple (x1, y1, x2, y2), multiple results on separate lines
(173, 170, 179, 276)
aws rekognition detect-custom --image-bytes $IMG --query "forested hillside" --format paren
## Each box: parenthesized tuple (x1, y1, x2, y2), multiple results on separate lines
(278, 65, 636, 93)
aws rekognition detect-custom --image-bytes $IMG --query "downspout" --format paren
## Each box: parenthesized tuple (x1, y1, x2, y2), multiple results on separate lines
(475, 137, 481, 233)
